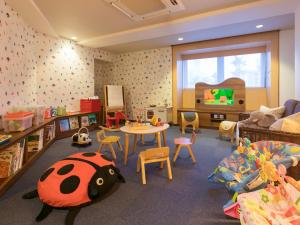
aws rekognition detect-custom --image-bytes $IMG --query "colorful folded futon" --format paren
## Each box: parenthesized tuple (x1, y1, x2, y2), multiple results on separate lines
(208, 141, 300, 193)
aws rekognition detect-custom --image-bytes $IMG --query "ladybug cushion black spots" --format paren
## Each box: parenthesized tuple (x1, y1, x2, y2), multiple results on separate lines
(23, 152, 125, 225)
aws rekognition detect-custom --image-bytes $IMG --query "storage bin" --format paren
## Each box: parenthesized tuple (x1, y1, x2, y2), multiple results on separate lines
(6, 106, 46, 126)
(3, 112, 34, 132)
(29, 106, 46, 126)
(80, 99, 101, 112)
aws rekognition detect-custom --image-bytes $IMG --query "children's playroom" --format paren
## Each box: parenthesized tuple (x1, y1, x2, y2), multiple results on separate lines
(1, 0, 300, 225)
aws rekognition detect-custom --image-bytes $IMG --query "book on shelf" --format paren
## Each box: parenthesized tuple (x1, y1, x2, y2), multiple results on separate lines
(59, 119, 70, 132)
(88, 114, 97, 125)
(0, 139, 25, 178)
(27, 129, 44, 152)
(44, 123, 56, 143)
(81, 116, 90, 127)
(69, 116, 79, 129)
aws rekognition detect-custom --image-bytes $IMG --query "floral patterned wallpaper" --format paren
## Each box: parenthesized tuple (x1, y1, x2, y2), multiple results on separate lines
(95, 48, 172, 115)
(1, 0, 172, 116)
(94, 59, 113, 101)
(35, 35, 113, 111)
(0, 0, 37, 114)
(0, 0, 113, 114)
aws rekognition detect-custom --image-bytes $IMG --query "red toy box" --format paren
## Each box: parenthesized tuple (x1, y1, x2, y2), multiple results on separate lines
(80, 99, 101, 113)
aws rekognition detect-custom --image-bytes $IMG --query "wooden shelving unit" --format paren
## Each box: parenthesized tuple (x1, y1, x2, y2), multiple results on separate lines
(55, 111, 101, 140)
(0, 111, 101, 196)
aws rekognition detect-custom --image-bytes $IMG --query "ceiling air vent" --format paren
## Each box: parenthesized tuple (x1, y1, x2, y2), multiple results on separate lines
(104, 0, 185, 21)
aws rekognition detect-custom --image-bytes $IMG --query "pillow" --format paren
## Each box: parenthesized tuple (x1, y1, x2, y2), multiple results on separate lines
(270, 119, 283, 131)
(281, 112, 300, 133)
(270, 112, 300, 133)
(259, 105, 285, 119)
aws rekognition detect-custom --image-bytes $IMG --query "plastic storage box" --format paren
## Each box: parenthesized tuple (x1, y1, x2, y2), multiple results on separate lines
(3, 112, 34, 132)
(80, 99, 101, 112)
(6, 106, 46, 126)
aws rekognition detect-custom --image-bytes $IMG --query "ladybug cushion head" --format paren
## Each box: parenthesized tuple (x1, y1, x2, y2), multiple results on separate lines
(88, 165, 125, 200)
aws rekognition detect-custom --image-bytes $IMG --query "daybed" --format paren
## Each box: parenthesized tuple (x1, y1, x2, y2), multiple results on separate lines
(239, 99, 300, 144)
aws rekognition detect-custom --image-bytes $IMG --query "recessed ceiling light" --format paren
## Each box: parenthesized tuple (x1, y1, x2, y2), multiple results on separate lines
(71, 36, 77, 40)
(256, 24, 263, 29)
(178, 37, 184, 41)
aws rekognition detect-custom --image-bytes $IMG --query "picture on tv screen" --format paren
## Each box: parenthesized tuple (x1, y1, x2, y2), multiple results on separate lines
(204, 88, 234, 106)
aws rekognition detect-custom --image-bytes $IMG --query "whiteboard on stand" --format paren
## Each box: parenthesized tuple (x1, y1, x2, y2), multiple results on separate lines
(107, 85, 124, 107)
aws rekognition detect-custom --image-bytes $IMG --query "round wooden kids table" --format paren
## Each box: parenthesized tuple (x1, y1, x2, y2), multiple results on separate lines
(120, 123, 169, 165)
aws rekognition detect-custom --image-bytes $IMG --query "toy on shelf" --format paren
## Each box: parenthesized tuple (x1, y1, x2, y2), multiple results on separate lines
(56, 106, 67, 116)
(50, 106, 57, 117)
(72, 127, 92, 146)
(22, 152, 125, 225)
(103, 85, 126, 130)
(0, 134, 12, 145)
(44, 108, 52, 119)
(150, 115, 163, 126)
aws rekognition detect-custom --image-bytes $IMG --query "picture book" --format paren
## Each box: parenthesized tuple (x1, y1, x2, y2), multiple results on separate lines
(69, 116, 79, 129)
(81, 116, 90, 127)
(0, 134, 12, 145)
(45, 123, 56, 143)
(88, 114, 97, 125)
(0, 154, 13, 178)
(0, 139, 25, 178)
(59, 119, 70, 132)
(27, 129, 44, 152)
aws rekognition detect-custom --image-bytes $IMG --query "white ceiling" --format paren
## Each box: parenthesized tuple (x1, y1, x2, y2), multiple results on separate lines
(5, 0, 300, 53)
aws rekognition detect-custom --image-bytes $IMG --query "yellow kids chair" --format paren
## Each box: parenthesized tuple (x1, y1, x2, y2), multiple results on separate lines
(96, 130, 122, 160)
(137, 147, 172, 185)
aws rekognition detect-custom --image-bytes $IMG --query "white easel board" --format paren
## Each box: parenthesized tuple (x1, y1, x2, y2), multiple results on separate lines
(107, 85, 124, 107)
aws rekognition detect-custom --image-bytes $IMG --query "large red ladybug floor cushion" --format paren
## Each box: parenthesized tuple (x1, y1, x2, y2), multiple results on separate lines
(23, 152, 125, 225)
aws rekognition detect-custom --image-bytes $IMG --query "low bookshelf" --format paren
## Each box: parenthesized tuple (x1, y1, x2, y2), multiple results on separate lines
(0, 111, 101, 196)
(55, 111, 101, 140)
(0, 118, 56, 196)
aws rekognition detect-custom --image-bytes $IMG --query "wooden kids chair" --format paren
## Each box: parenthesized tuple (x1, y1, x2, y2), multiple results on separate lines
(96, 130, 122, 160)
(173, 131, 197, 164)
(180, 112, 199, 134)
(137, 147, 172, 185)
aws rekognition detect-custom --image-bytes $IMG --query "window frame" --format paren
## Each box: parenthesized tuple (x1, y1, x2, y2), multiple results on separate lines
(182, 46, 267, 88)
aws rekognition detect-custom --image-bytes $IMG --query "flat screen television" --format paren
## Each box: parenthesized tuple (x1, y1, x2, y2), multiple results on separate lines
(204, 88, 234, 106)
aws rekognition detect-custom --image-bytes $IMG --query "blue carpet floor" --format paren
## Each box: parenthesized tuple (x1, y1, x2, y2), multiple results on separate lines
(0, 127, 240, 225)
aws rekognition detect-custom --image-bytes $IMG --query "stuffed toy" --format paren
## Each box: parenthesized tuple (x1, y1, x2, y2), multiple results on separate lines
(72, 127, 92, 146)
(23, 152, 125, 225)
(240, 111, 276, 129)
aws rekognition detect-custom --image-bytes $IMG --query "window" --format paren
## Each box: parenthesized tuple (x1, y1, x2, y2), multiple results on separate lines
(183, 53, 267, 88)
